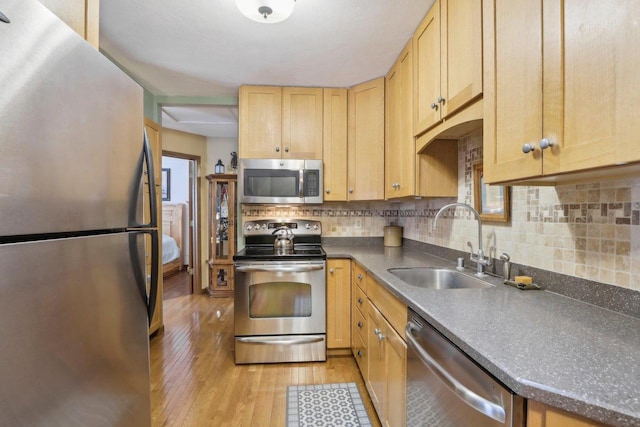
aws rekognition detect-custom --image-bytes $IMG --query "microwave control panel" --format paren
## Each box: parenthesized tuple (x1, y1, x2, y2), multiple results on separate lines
(304, 170, 320, 196)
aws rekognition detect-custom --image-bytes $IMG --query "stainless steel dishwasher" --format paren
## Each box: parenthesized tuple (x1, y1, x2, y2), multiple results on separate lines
(406, 309, 524, 426)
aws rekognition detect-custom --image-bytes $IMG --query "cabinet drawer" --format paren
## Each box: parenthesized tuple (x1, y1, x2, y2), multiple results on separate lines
(352, 303, 367, 343)
(352, 262, 367, 292)
(352, 325, 368, 376)
(368, 277, 407, 340)
(353, 283, 367, 313)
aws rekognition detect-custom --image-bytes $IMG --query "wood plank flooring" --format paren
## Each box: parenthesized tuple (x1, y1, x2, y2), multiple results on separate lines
(150, 293, 381, 426)
(162, 270, 192, 300)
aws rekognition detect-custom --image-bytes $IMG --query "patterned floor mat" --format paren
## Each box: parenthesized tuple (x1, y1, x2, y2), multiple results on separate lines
(286, 382, 372, 427)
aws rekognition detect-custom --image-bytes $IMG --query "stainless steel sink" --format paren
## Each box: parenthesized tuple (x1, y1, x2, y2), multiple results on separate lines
(388, 267, 494, 290)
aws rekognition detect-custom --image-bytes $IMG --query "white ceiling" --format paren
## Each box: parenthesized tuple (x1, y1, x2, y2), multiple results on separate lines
(99, 0, 435, 137)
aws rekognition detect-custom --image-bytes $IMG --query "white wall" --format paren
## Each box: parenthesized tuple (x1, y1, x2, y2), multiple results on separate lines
(162, 156, 190, 203)
(206, 137, 239, 175)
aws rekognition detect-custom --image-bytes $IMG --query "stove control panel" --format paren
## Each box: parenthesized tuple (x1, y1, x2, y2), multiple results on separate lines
(243, 219, 322, 236)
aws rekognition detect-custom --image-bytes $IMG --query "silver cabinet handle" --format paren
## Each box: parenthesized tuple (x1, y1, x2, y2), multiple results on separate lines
(275, 146, 280, 152)
(329, 268, 334, 274)
(522, 143, 536, 154)
(284, 147, 289, 152)
(349, 188, 353, 194)
(405, 322, 507, 423)
(437, 96, 445, 104)
(326, 189, 330, 194)
(431, 102, 438, 110)
(357, 349, 363, 358)
(357, 321, 363, 328)
(540, 138, 553, 150)
(357, 297, 364, 304)
(357, 273, 363, 280)
(374, 328, 381, 335)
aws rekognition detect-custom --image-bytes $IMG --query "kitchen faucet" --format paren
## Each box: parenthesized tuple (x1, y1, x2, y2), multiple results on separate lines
(433, 202, 492, 277)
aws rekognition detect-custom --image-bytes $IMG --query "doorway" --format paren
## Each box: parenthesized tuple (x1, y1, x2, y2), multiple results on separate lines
(161, 152, 201, 299)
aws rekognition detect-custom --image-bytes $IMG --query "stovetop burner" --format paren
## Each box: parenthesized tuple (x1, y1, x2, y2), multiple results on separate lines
(233, 219, 325, 262)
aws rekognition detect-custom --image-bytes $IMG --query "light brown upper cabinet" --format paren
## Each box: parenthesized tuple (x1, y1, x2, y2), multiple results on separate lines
(483, 0, 640, 184)
(385, 40, 416, 199)
(239, 86, 323, 160)
(323, 88, 348, 201)
(414, 0, 483, 137)
(348, 78, 385, 201)
(39, 0, 100, 48)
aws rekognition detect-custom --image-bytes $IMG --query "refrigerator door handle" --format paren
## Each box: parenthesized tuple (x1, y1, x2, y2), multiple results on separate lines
(129, 230, 159, 326)
(142, 128, 158, 228)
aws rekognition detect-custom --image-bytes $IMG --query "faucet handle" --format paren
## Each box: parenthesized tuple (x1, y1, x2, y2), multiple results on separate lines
(486, 246, 496, 266)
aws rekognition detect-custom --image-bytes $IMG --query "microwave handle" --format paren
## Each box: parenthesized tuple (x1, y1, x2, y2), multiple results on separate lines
(299, 169, 304, 198)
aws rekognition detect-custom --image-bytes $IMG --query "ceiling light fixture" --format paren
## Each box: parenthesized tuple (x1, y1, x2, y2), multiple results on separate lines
(236, 0, 296, 24)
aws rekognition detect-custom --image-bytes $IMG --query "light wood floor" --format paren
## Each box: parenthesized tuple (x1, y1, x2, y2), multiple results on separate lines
(150, 293, 381, 427)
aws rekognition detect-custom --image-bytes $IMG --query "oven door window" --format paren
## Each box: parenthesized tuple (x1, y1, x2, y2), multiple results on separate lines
(249, 281, 312, 318)
(244, 170, 300, 198)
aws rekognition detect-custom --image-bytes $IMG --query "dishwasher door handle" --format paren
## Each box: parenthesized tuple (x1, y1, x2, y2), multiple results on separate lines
(235, 264, 324, 273)
(406, 322, 507, 424)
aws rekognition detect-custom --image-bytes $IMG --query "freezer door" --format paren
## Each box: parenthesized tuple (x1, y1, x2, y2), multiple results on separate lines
(0, 0, 144, 237)
(0, 233, 151, 427)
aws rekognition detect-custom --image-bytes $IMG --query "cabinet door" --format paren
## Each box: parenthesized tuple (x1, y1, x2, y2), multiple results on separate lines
(483, 0, 544, 183)
(542, 0, 640, 175)
(440, 0, 483, 117)
(385, 40, 415, 199)
(348, 78, 385, 201)
(323, 88, 348, 201)
(282, 87, 323, 159)
(327, 259, 351, 349)
(413, 1, 441, 135)
(527, 401, 606, 427)
(385, 59, 400, 198)
(367, 302, 386, 422)
(144, 118, 163, 335)
(39, 0, 100, 48)
(385, 323, 407, 427)
(239, 85, 282, 159)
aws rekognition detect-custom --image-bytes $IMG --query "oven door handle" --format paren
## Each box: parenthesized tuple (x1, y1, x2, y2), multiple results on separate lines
(237, 336, 324, 346)
(235, 264, 324, 273)
(405, 321, 507, 424)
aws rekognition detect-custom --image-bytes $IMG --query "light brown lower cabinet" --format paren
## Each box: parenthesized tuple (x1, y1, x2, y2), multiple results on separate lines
(350, 261, 407, 427)
(367, 301, 407, 427)
(327, 259, 351, 351)
(527, 401, 608, 427)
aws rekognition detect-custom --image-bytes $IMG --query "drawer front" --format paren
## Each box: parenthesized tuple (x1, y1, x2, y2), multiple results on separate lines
(368, 277, 407, 340)
(352, 325, 368, 376)
(352, 262, 367, 292)
(354, 283, 367, 314)
(352, 302, 367, 343)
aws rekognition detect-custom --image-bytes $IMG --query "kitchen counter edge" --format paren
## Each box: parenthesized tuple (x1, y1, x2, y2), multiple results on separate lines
(325, 245, 640, 427)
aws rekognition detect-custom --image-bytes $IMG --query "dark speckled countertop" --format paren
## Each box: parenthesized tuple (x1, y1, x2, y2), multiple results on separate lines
(324, 244, 640, 427)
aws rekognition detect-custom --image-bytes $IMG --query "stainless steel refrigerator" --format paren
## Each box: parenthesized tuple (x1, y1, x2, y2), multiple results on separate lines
(0, 1, 158, 425)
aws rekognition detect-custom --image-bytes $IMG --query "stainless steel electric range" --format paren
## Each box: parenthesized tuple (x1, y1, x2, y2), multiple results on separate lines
(233, 219, 327, 364)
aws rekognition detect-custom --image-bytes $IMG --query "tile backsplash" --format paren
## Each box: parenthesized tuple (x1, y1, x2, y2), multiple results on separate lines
(242, 130, 640, 291)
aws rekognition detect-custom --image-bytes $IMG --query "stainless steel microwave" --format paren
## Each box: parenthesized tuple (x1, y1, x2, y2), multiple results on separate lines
(238, 158, 323, 204)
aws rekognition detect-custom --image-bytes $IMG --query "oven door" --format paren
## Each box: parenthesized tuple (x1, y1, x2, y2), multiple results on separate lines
(234, 260, 326, 336)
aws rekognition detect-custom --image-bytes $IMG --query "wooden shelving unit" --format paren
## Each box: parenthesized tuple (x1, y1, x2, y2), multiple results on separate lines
(206, 174, 237, 297)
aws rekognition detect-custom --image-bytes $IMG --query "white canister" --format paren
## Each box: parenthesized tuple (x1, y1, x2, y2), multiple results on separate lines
(383, 226, 403, 247)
